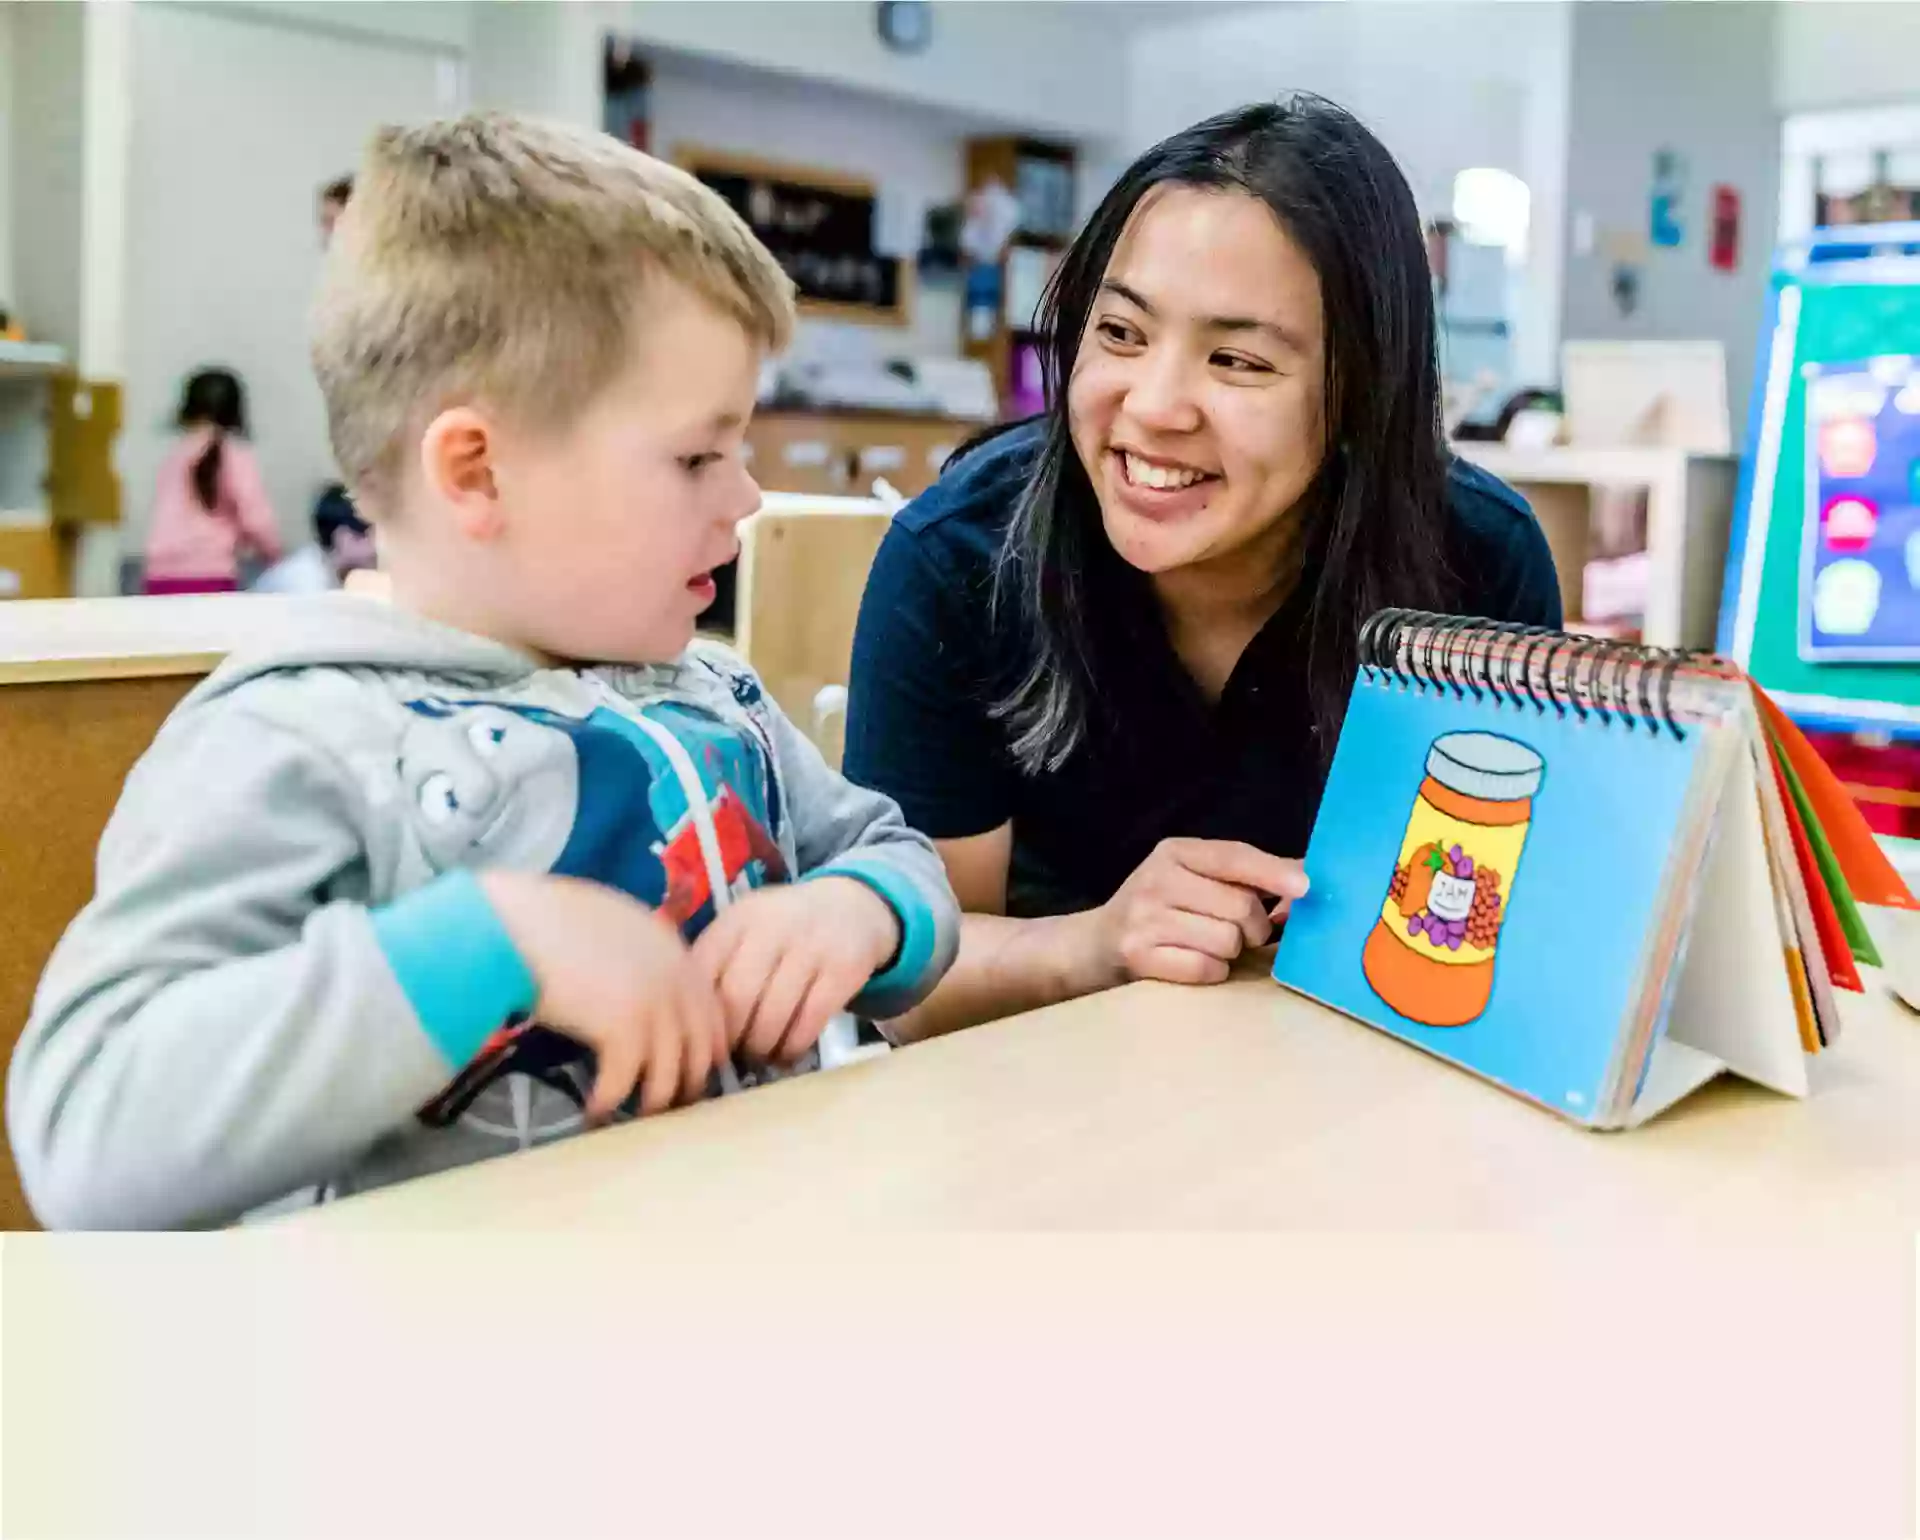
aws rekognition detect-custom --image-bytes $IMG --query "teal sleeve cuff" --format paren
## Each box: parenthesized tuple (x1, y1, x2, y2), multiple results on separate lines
(809, 858, 940, 1020)
(370, 870, 540, 1068)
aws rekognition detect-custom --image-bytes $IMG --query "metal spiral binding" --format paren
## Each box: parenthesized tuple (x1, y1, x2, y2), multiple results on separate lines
(1356, 609, 1712, 740)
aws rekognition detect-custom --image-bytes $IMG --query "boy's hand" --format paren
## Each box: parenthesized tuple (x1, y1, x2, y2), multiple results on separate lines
(479, 871, 726, 1121)
(692, 879, 899, 1066)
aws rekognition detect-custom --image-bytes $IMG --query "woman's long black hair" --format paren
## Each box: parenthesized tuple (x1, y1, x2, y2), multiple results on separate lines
(176, 366, 248, 513)
(992, 97, 1456, 773)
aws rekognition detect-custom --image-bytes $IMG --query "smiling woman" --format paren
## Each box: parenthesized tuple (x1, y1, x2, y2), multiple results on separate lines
(845, 98, 1563, 1040)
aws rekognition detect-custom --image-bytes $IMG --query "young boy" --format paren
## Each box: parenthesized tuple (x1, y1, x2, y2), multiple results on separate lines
(8, 114, 959, 1229)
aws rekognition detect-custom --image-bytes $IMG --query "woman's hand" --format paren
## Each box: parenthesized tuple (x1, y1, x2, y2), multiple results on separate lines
(1091, 838, 1309, 987)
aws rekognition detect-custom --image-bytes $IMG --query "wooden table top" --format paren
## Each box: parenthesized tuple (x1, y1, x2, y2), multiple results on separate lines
(0, 592, 337, 684)
(291, 911, 1920, 1232)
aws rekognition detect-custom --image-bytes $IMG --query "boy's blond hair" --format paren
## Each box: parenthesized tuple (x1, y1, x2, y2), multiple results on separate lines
(311, 112, 795, 513)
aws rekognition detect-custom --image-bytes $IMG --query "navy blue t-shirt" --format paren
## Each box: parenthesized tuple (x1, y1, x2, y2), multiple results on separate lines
(845, 424, 1562, 917)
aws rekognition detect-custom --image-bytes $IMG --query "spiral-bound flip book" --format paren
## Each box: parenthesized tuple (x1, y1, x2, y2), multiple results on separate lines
(1272, 610, 1917, 1129)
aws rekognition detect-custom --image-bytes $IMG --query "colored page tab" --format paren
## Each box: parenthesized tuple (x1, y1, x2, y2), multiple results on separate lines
(1775, 738, 1882, 972)
(1767, 741, 1865, 991)
(1756, 686, 1920, 910)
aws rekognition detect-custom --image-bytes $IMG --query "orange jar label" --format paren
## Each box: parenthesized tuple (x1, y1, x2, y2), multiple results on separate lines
(1363, 732, 1543, 1027)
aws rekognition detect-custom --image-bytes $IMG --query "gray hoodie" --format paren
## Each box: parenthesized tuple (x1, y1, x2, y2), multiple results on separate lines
(9, 596, 958, 1228)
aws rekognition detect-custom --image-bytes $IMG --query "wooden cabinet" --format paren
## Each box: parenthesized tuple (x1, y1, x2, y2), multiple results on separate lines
(0, 350, 120, 602)
(746, 411, 979, 499)
(0, 522, 73, 601)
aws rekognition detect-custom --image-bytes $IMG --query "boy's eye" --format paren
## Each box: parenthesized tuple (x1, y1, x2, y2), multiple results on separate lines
(418, 773, 460, 827)
(680, 452, 723, 473)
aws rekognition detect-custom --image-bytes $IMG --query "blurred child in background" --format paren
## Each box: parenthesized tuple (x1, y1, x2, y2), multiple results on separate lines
(253, 485, 378, 593)
(142, 367, 283, 595)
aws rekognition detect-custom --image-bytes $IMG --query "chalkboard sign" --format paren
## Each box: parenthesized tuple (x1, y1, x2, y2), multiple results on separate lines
(680, 149, 908, 324)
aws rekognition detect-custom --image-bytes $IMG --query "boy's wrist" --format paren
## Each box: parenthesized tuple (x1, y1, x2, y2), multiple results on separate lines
(809, 874, 903, 971)
(372, 870, 540, 1068)
(806, 860, 934, 1000)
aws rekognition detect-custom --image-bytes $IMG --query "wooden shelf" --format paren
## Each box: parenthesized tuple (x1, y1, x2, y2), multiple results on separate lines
(963, 134, 1079, 415)
(0, 342, 67, 381)
(1454, 442, 1738, 649)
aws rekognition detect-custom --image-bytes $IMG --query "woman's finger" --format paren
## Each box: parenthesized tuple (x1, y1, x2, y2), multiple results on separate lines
(1141, 906, 1246, 962)
(1136, 945, 1232, 987)
(1154, 864, 1272, 946)
(1171, 841, 1309, 903)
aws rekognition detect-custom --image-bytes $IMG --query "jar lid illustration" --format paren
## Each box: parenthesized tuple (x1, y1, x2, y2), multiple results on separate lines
(1426, 732, 1544, 802)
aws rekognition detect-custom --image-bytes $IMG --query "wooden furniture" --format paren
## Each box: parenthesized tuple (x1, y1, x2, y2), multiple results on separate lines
(0, 349, 121, 601)
(0, 515, 74, 600)
(962, 135, 1076, 412)
(733, 495, 892, 761)
(746, 410, 971, 500)
(286, 911, 1920, 1231)
(1455, 444, 1738, 650)
(0, 594, 348, 1229)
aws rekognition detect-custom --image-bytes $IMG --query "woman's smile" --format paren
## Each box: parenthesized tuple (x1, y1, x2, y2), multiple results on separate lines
(1108, 446, 1221, 520)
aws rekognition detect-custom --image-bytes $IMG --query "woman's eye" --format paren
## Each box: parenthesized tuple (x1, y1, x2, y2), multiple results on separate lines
(418, 772, 460, 827)
(466, 720, 507, 759)
(1213, 352, 1273, 375)
(1096, 319, 1143, 348)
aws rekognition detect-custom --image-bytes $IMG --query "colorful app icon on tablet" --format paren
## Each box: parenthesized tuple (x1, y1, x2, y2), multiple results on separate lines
(1800, 358, 1920, 661)
(1823, 495, 1879, 552)
(1820, 417, 1878, 479)
(1813, 559, 1881, 636)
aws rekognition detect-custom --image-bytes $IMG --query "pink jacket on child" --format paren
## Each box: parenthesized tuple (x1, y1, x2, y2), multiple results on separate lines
(143, 428, 284, 585)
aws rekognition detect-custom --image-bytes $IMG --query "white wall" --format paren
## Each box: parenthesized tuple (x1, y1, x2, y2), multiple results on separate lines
(1776, 0, 1920, 114)
(121, 2, 465, 552)
(221, 0, 476, 54)
(608, 0, 1131, 142)
(1560, 0, 1779, 443)
(10, 0, 85, 359)
(80, 0, 131, 381)
(648, 53, 968, 361)
(1121, 1, 1572, 388)
(469, 0, 601, 125)
(0, 3, 15, 310)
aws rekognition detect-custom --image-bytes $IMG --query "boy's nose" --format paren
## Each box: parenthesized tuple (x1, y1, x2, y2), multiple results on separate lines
(726, 470, 763, 527)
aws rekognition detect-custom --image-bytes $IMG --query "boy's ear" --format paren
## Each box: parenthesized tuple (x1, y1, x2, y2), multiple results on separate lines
(419, 407, 502, 540)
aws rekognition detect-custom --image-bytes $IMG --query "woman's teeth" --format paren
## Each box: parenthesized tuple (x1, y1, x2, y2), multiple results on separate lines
(1123, 452, 1211, 490)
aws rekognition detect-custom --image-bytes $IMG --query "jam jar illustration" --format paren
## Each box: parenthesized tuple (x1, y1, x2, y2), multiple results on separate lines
(1361, 731, 1544, 1027)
